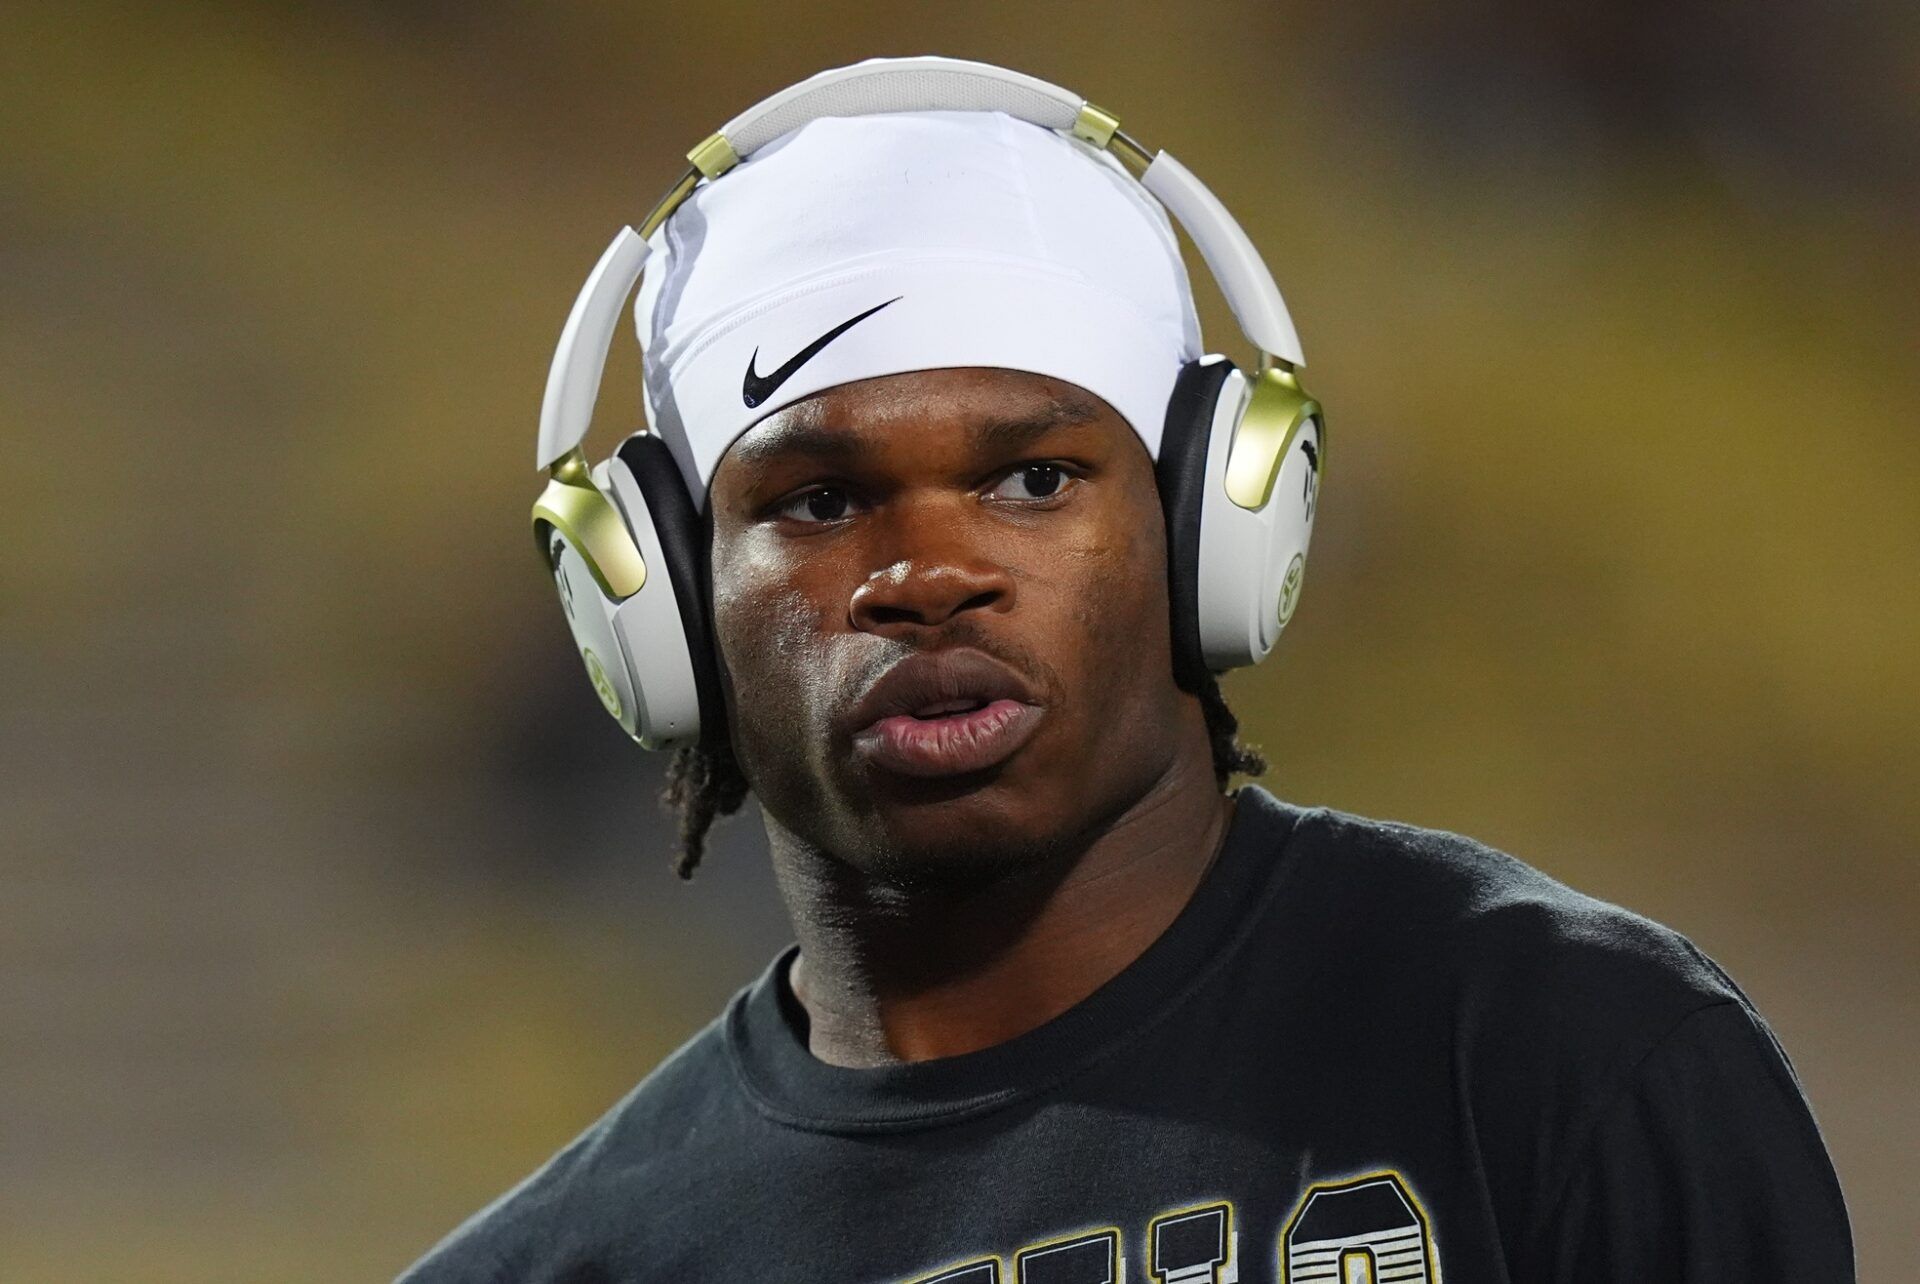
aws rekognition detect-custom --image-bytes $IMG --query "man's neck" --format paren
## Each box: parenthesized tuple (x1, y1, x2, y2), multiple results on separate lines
(769, 731, 1235, 1069)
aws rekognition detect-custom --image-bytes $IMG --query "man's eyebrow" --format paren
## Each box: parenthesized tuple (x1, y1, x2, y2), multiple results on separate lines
(970, 394, 1104, 453)
(725, 392, 1104, 470)
(724, 417, 868, 470)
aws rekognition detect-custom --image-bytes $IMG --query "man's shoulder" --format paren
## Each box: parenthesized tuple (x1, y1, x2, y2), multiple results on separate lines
(1259, 802, 1847, 1270)
(1271, 798, 1747, 1044)
(395, 1009, 737, 1283)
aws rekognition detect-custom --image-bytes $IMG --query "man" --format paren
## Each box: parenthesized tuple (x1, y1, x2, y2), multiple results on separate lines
(403, 68, 1852, 1282)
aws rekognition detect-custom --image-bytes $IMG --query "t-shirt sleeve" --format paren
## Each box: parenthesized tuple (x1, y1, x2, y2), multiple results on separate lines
(1531, 1000, 1855, 1282)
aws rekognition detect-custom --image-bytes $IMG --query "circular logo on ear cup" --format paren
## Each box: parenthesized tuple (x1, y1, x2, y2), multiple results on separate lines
(581, 647, 623, 720)
(1277, 553, 1306, 629)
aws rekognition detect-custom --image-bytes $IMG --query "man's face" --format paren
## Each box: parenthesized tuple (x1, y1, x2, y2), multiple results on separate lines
(707, 367, 1192, 882)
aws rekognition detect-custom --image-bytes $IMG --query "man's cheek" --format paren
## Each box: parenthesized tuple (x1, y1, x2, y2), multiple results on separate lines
(720, 580, 848, 735)
(717, 555, 828, 666)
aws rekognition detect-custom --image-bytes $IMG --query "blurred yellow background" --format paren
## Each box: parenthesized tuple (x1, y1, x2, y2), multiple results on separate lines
(2, 2, 1913, 1279)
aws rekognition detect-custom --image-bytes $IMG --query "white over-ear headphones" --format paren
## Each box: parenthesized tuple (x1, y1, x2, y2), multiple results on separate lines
(531, 55, 1325, 749)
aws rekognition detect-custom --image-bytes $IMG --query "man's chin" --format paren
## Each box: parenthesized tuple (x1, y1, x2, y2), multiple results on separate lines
(847, 770, 1082, 888)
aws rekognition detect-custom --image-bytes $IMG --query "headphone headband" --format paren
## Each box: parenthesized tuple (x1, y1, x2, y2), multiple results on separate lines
(531, 57, 1328, 749)
(535, 55, 1304, 472)
(720, 56, 1083, 157)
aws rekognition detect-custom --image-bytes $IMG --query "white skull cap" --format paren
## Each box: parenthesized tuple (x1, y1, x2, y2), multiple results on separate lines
(633, 108, 1205, 505)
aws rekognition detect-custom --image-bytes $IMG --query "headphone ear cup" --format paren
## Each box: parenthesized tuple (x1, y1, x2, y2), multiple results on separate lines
(1194, 372, 1323, 669)
(1156, 356, 1240, 693)
(546, 528, 646, 736)
(1255, 407, 1322, 643)
(607, 433, 727, 748)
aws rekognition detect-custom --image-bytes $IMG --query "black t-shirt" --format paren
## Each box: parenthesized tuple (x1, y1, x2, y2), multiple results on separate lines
(399, 786, 1853, 1282)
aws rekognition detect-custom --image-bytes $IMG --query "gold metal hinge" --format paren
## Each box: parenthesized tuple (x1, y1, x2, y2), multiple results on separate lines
(1224, 363, 1323, 511)
(529, 449, 648, 599)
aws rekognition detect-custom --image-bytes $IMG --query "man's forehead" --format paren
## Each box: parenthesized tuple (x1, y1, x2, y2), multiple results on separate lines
(718, 369, 1112, 473)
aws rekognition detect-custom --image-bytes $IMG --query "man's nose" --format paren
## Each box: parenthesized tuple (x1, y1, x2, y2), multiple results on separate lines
(847, 517, 1015, 636)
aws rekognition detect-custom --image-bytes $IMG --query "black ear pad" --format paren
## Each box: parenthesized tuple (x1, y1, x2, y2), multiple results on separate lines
(1156, 356, 1238, 693)
(616, 432, 728, 745)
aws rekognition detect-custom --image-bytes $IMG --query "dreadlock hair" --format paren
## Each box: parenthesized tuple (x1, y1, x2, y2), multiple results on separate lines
(659, 672, 1266, 880)
(1195, 671, 1268, 787)
(660, 733, 752, 881)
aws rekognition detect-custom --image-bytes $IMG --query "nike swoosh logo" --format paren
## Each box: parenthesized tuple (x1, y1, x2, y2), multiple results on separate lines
(742, 296, 902, 408)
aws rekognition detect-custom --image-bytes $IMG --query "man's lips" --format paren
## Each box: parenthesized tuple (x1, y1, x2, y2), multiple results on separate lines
(843, 649, 1046, 779)
(855, 699, 1045, 778)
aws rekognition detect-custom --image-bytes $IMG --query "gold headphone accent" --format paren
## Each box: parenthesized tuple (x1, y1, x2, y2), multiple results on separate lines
(1072, 103, 1120, 149)
(640, 168, 700, 239)
(531, 447, 649, 599)
(687, 131, 741, 179)
(1223, 363, 1323, 511)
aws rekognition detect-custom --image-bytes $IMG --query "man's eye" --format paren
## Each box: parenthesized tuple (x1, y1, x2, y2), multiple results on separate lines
(777, 487, 854, 523)
(989, 464, 1072, 501)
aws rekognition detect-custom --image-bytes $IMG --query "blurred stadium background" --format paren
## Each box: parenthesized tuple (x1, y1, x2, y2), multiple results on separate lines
(2, 2, 1914, 1278)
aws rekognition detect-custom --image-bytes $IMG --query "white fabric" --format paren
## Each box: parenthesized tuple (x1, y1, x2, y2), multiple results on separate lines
(634, 109, 1204, 503)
